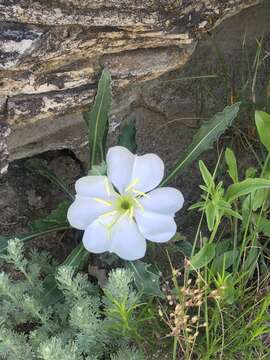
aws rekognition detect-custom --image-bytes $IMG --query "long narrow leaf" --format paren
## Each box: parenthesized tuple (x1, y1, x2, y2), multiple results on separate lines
(30, 200, 71, 232)
(26, 159, 74, 200)
(62, 243, 89, 268)
(118, 120, 137, 153)
(1, 201, 71, 253)
(253, 214, 270, 237)
(189, 243, 216, 270)
(0, 225, 70, 254)
(226, 178, 270, 202)
(84, 69, 112, 168)
(255, 111, 270, 152)
(161, 102, 241, 185)
(225, 147, 238, 183)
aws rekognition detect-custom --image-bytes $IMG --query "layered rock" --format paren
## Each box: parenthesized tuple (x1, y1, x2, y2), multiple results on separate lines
(0, 0, 263, 173)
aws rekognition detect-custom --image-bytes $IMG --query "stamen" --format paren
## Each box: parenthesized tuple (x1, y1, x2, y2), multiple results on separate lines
(102, 212, 129, 248)
(104, 177, 111, 196)
(103, 211, 128, 231)
(98, 216, 117, 230)
(129, 206, 134, 220)
(99, 220, 114, 239)
(99, 210, 117, 218)
(94, 198, 112, 207)
(132, 189, 149, 198)
(133, 198, 144, 212)
(103, 219, 116, 229)
(125, 178, 139, 192)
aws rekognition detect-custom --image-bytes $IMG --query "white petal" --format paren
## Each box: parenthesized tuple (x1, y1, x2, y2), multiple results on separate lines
(106, 146, 165, 194)
(106, 146, 135, 193)
(75, 175, 115, 198)
(110, 216, 146, 260)
(131, 153, 164, 193)
(82, 214, 146, 260)
(135, 210, 177, 243)
(67, 195, 113, 230)
(82, 219, 111, 254)
(139, 187, 184, 215)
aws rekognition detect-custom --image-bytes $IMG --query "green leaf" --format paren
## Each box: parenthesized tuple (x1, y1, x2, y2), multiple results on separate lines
(252, 170, 270, 211)
(30, 200, 70, 232)
(174, 240, 193, 257)
(222, 276, 236, 305)
(255, 111, 270, 152)
(211, 250, 239, 274)
(253, 215, 270, 237)
(215, 239, 231, 256)
(0, 200, 71, 254)
(242, 247, 260, 276)
(88, 161, 107, 176)
(62, 243, 89, 268)
(189, 201, 205, 210)
(225, 147, 238, 183)
(0, 236, 8, 253)
(189, 243, 216, 270)
(199, 160, 214, 188)
(117, 120, 137, 153)
(42, 243, 89, 305)
(0, 226, 70, 254)
(245, 167, 257, 178)
(161, 102, 241, 185)
(171, 232, 186, 243)
(26, 159, 74, 200)
(226, 178, 270, 202)
(83, 69, 112, 168)
(222, 207, 242, 220)
(169, 233, 193, 257)
(205, 202, 216, 231)
(127, 260, 164, 298)
(252, 188, 269, 211)
(250, 326, 270, 341)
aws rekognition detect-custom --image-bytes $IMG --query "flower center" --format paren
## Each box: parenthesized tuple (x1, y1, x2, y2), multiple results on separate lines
(115, 195, 134, 214)
(94, 178, 146, 230)
(120, 199, 131, 210)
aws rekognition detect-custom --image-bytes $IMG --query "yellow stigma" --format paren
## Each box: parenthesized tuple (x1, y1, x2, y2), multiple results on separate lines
(115, 195, 134, 213)
(95, 180, 146, 232)
(133, 197, 144, 212)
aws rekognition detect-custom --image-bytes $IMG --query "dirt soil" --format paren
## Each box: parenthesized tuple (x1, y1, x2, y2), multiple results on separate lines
(0, 150, 84, 262)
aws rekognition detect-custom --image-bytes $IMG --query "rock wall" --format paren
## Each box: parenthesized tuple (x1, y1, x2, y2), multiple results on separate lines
(0, 0, 265, 173)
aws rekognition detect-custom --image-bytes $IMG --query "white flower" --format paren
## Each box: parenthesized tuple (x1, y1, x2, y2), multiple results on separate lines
(67, 146, 184, 261)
